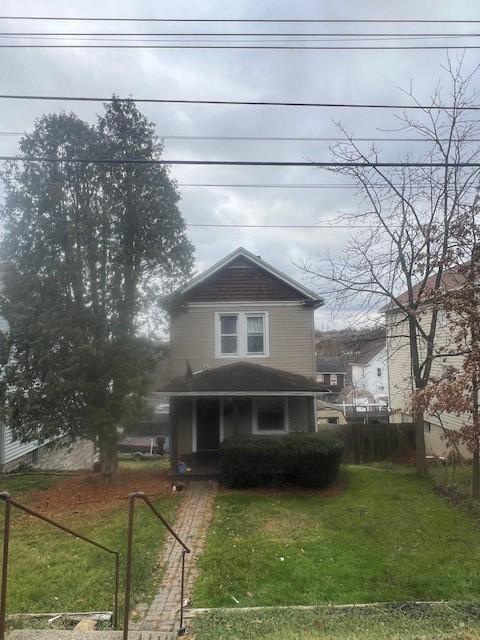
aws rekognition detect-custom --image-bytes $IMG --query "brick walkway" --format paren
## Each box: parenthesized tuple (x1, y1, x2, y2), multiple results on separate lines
(140, 481, 218, 638)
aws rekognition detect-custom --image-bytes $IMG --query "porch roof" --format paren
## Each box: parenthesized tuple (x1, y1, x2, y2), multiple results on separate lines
(160, 361, 328, 396)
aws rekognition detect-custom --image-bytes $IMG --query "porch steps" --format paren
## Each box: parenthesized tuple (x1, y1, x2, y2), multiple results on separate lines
(6, 631, 176, 640)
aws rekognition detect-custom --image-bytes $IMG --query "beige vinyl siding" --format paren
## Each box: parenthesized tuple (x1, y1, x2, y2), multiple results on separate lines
(387, 308, 470, 456)
(169, 303, 315, 379)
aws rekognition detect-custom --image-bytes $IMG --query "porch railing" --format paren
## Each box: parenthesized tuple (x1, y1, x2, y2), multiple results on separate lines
(122, 492, 190, 640)
(0, 491, 120, 640)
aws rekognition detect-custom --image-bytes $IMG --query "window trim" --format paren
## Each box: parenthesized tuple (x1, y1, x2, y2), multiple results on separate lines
(215, 311, 269, 358)
(252, 397, 289, 434)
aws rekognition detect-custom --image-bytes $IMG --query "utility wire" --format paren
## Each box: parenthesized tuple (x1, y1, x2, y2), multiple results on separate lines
(1, 43, 479, 49)
(1, 155, 480, 167)
(186, 223, 372, 228)
(1, 131, 479, 143)
(0, 94, 479, 110)
(2, 31, 480, 36)
(1, 17, 480, 23)
(178, 182, 480, 189)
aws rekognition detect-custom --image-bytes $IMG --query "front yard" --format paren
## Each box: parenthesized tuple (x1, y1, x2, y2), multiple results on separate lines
(0, 462, 176, 622)
(193, 466, 480, 607)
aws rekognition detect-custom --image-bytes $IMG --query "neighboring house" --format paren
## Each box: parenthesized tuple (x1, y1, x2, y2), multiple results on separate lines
(315, 356, 347, 389)
(0, 268, 95, 472)
(317, 400, 347, 426)
(385, 265, 468, 457)
(158, 247, 328, 473)
(349, 338, 388, 404)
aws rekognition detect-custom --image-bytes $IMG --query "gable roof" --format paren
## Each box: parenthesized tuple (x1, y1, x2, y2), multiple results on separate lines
(160, 361, 328, 394)
(316, 356, 347, 373)
(381, 263, 468, 313)
(349, 338, 385, 365)
(178, 247, 323, 308)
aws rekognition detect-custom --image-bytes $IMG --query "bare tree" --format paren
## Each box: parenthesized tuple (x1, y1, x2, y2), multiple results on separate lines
(414, 200, 480, 496)
(303, 58, 480, 474)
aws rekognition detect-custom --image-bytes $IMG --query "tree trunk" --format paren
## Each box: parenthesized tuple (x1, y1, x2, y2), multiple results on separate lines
(473, 446, 480, 499)
(99, 438, 119, 483)
(414, 407, 427, 475)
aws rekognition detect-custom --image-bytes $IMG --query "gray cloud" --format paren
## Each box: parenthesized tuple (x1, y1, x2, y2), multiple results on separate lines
(1, 0, 480, 328)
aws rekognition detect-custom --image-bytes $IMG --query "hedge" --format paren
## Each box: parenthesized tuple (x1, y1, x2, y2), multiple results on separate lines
(221, 432, 344, 488)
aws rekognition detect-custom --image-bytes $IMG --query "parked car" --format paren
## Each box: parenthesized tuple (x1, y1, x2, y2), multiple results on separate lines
(117, 435, 168, 460)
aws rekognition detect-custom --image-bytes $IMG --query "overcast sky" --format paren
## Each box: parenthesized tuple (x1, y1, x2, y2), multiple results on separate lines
(1, 0, 480, 329)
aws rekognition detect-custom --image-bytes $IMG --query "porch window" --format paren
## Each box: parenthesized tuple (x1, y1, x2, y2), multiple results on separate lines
(253, 397, 288, 433)
(216, 312, 269, 357)
(220, 314, 238, 354)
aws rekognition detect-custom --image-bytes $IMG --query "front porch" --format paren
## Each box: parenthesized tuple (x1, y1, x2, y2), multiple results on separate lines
(168, 451, 222, 481)
(159, 361, 327, 478)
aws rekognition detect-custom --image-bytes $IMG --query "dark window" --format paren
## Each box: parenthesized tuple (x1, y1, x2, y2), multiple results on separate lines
(256, 398, 285, 431)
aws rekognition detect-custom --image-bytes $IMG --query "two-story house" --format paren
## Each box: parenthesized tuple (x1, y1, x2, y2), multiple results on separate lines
(386, 265, 469, 457)
(158, 247, 328, 474)
(349, 338, 388, 404)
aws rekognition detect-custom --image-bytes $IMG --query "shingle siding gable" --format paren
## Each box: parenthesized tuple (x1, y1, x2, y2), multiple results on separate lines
(184, 256, 306, 302)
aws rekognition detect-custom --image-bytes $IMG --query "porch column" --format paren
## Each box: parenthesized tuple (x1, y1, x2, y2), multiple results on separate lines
(233, 397, 240, 436)
(309, 395, 317, 432)
(169, 398, 179, 472)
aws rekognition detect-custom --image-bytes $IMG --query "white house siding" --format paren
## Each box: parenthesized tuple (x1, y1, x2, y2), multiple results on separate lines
(387, 308, 470, 457)
(1, 424, 38, 465)
(169, 302, 316, 380)
(0, 308, 41, 466)
(351, 349, 389, 401)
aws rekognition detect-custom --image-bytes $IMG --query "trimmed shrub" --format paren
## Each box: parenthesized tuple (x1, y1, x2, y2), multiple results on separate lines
(284, 432, 345, 487)
(220, 432, 344, 488)
(220, 435, 284, 487)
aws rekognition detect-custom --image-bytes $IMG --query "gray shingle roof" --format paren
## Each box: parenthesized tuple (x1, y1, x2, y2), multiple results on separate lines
(161, 361, 328, 393)
(315, 356, 347, 373)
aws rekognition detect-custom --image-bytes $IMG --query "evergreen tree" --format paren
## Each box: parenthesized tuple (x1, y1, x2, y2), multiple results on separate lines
(0, 100, 194, 478)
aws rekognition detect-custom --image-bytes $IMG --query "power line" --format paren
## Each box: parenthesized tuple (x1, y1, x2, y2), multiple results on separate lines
(1, 155, 480, 167)
(1, 17, 480, 23)
(186, 223, 371, 228)
(2, 31, 480, 37)
(1, 131, 480, 143)
(1, 43, 480, 49)
(0, 94, 479, 110)
(178, 182, 480, 189)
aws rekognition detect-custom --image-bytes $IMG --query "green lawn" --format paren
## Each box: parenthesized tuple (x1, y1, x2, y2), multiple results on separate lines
(191, 604, 480, 640)
(193, 466, 480, 607)
(0, 471, 177, 623)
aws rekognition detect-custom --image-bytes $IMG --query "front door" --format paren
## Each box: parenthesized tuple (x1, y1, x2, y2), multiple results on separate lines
(196, 398, 220, 451)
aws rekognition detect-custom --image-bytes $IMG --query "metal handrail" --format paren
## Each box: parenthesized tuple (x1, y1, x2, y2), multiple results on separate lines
(123, 492, 190, 640)
(0, 491, 120, 640)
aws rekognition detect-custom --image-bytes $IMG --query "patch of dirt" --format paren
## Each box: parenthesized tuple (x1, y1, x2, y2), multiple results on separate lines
(27, 468, 172, 515)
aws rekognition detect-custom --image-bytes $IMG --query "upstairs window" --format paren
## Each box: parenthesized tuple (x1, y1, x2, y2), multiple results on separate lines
(377, 367, 382, 377)
(220, 315, 238, 354)
(216, 312, 269, 357)
(247, 315, 265, 354)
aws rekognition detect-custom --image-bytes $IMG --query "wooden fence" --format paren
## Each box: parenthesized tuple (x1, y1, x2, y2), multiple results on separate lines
(332, 422, 416, 464)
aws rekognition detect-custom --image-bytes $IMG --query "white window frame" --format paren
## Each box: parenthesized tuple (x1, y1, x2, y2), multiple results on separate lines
(215, 311, 269, 358)
(252, 397, 289, 434)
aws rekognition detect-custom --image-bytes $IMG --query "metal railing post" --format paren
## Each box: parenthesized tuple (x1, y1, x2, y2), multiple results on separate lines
(179, 550, 186, 635)
(113, 552, 120, 629)
(122, 495, 135, 640)
(0, 493, 11, 640)
(122, 492, 190, 639)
